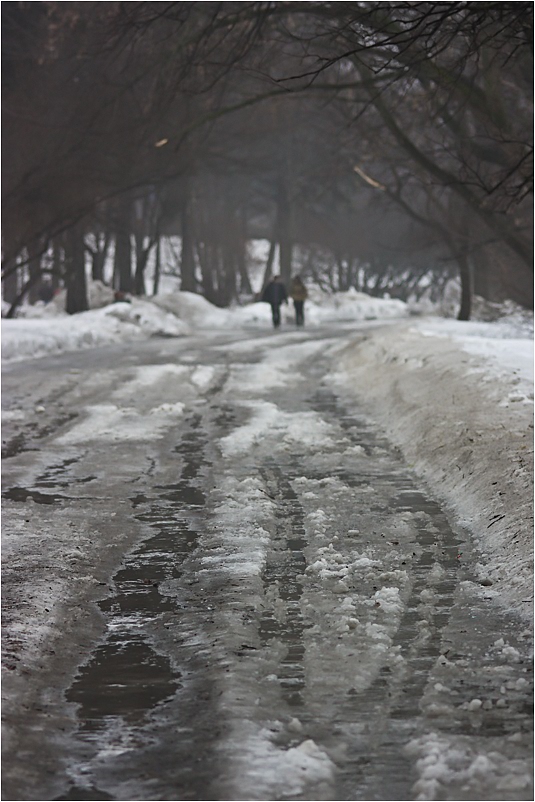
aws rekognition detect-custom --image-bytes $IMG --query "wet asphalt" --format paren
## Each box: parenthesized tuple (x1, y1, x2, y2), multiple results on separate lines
(2, 324, 533, 801)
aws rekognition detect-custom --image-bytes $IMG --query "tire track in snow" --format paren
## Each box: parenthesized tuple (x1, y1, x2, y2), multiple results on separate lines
(57, 411, 219, 801)
(201, 358, 468, 799)
(259, 463, 308, 708)
(301, 386, 464, 799)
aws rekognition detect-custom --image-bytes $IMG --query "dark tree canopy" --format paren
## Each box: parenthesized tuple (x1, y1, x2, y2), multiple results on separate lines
(2, 1, 533, 316)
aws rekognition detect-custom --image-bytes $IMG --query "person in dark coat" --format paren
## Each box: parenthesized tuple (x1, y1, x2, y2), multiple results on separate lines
(38, 279, 54, 304)
(261, 275, 288, 328)
(289, 275, 308, 326)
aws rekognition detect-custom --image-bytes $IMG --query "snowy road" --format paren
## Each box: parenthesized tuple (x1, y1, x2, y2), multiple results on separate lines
(2, 324, 533, 801)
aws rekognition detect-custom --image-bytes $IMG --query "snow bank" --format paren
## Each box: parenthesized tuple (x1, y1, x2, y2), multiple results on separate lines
(103, 299, 190, 337)
(1, 308, 138, 363)
(334, 316, 534, 620)
(2, 287, 408, 364)
(236, 287, 409, 328)
(2, 282, 531, 620)
(150, 291, 232, 328)
(1, 299, 190, 363)
(305, 286, 408, 323)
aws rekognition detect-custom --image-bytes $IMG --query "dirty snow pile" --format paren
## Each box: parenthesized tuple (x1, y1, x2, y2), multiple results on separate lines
(1, 283, 407, 364)
(2, 284, 533, 619)
(333, 310, 533, 620)
(1, 295, 192, 363)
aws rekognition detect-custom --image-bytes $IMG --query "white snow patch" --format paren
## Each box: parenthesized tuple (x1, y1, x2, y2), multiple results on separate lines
(190, 365, 216, 390)
(224, 340, 330, 394)
(220, 401, 335, 457)
(2, 285, 408, 365)
(223, 723, 336, 800)
(204, 475, 273, 579)
(113, 364, 189, 397)
(406, 732, 533, 800)
(335, 315, 533, 619)
(151, 291, 232, 328)
(57, 402, 185, 443)
(103, 299, 190, 337)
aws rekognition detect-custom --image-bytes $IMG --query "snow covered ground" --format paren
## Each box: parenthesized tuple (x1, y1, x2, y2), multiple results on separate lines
(2, 287, 533, 624)
(1, 285, 408, 363)
(334, 311, 534, 621)
(2, 286, 533, 800)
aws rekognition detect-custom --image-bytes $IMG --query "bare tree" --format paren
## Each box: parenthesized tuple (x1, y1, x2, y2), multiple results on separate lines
(3, 2, 532, 316)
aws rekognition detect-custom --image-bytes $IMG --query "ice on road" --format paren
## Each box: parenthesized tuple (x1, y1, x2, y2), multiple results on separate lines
(2, 295, 533, 801)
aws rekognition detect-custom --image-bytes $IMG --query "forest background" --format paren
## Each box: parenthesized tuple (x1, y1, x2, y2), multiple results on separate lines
(2, 1, 533, 320)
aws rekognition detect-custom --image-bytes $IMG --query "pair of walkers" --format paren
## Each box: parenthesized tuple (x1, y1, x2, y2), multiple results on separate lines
(262, 275, 308, 329)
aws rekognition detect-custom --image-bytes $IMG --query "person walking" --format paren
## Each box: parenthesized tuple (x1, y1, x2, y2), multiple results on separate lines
(261, 275, 288, 329)
(38, 279, 55, 304)
(289, 275, 308, 326)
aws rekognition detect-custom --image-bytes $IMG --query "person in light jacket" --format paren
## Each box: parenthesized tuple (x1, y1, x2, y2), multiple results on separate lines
(262, 275, 288, 328)
(289, 275, 308, 326)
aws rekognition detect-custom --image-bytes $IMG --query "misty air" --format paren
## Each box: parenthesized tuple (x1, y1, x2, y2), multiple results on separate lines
(2, 3, 533, 801)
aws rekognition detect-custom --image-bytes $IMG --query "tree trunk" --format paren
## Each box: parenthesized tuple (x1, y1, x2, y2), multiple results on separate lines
(153, 236, 161, 296)
(133, 229, 147, 296)
(452, 210, 473, 321)
(457, 250, 473, 320)
(237, 209, 252, 295)
(277, 180, 293, 285)
(6, 273, 42, 318)
(91, 232, 110, 283)
(28, 243, 42, 304)
(197, 240, 215, 302)
(65, 223, 88, 315)
(52, 239, 63, 291)
(262, 240, 277, 288)
(180, 187, 196, 293)
(337, 255, 350, 291)
(348, 258, 358, 291)
(114, 230, 132, 293)
(134, 251, 147, 296)
(336, 256, 344, 291)
(2, 257, 18, 305)
(114, 201, 132, 293)
(221, 241, 237, 307)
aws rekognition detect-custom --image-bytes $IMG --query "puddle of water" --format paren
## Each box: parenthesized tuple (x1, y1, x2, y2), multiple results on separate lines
(65, 509, 187, 740)
(209, 403, 237, 435)
(56, 786, 115, 801)
(3, 456, 90, 504)
(2, 413, 79, 459)
(61, 416, 214, 799)
(2, 431, 39, 459)
(155, 481, 205, 507)
(2, 486, 67, 504)
(68, 635, 181, 732)
(34, 457, 83, 488)
(259, 464, 308, 708)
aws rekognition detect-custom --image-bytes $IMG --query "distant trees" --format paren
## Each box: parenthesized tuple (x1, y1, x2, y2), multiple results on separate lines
(2, 2, 532, 318)
(251, 1, 532, 316)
